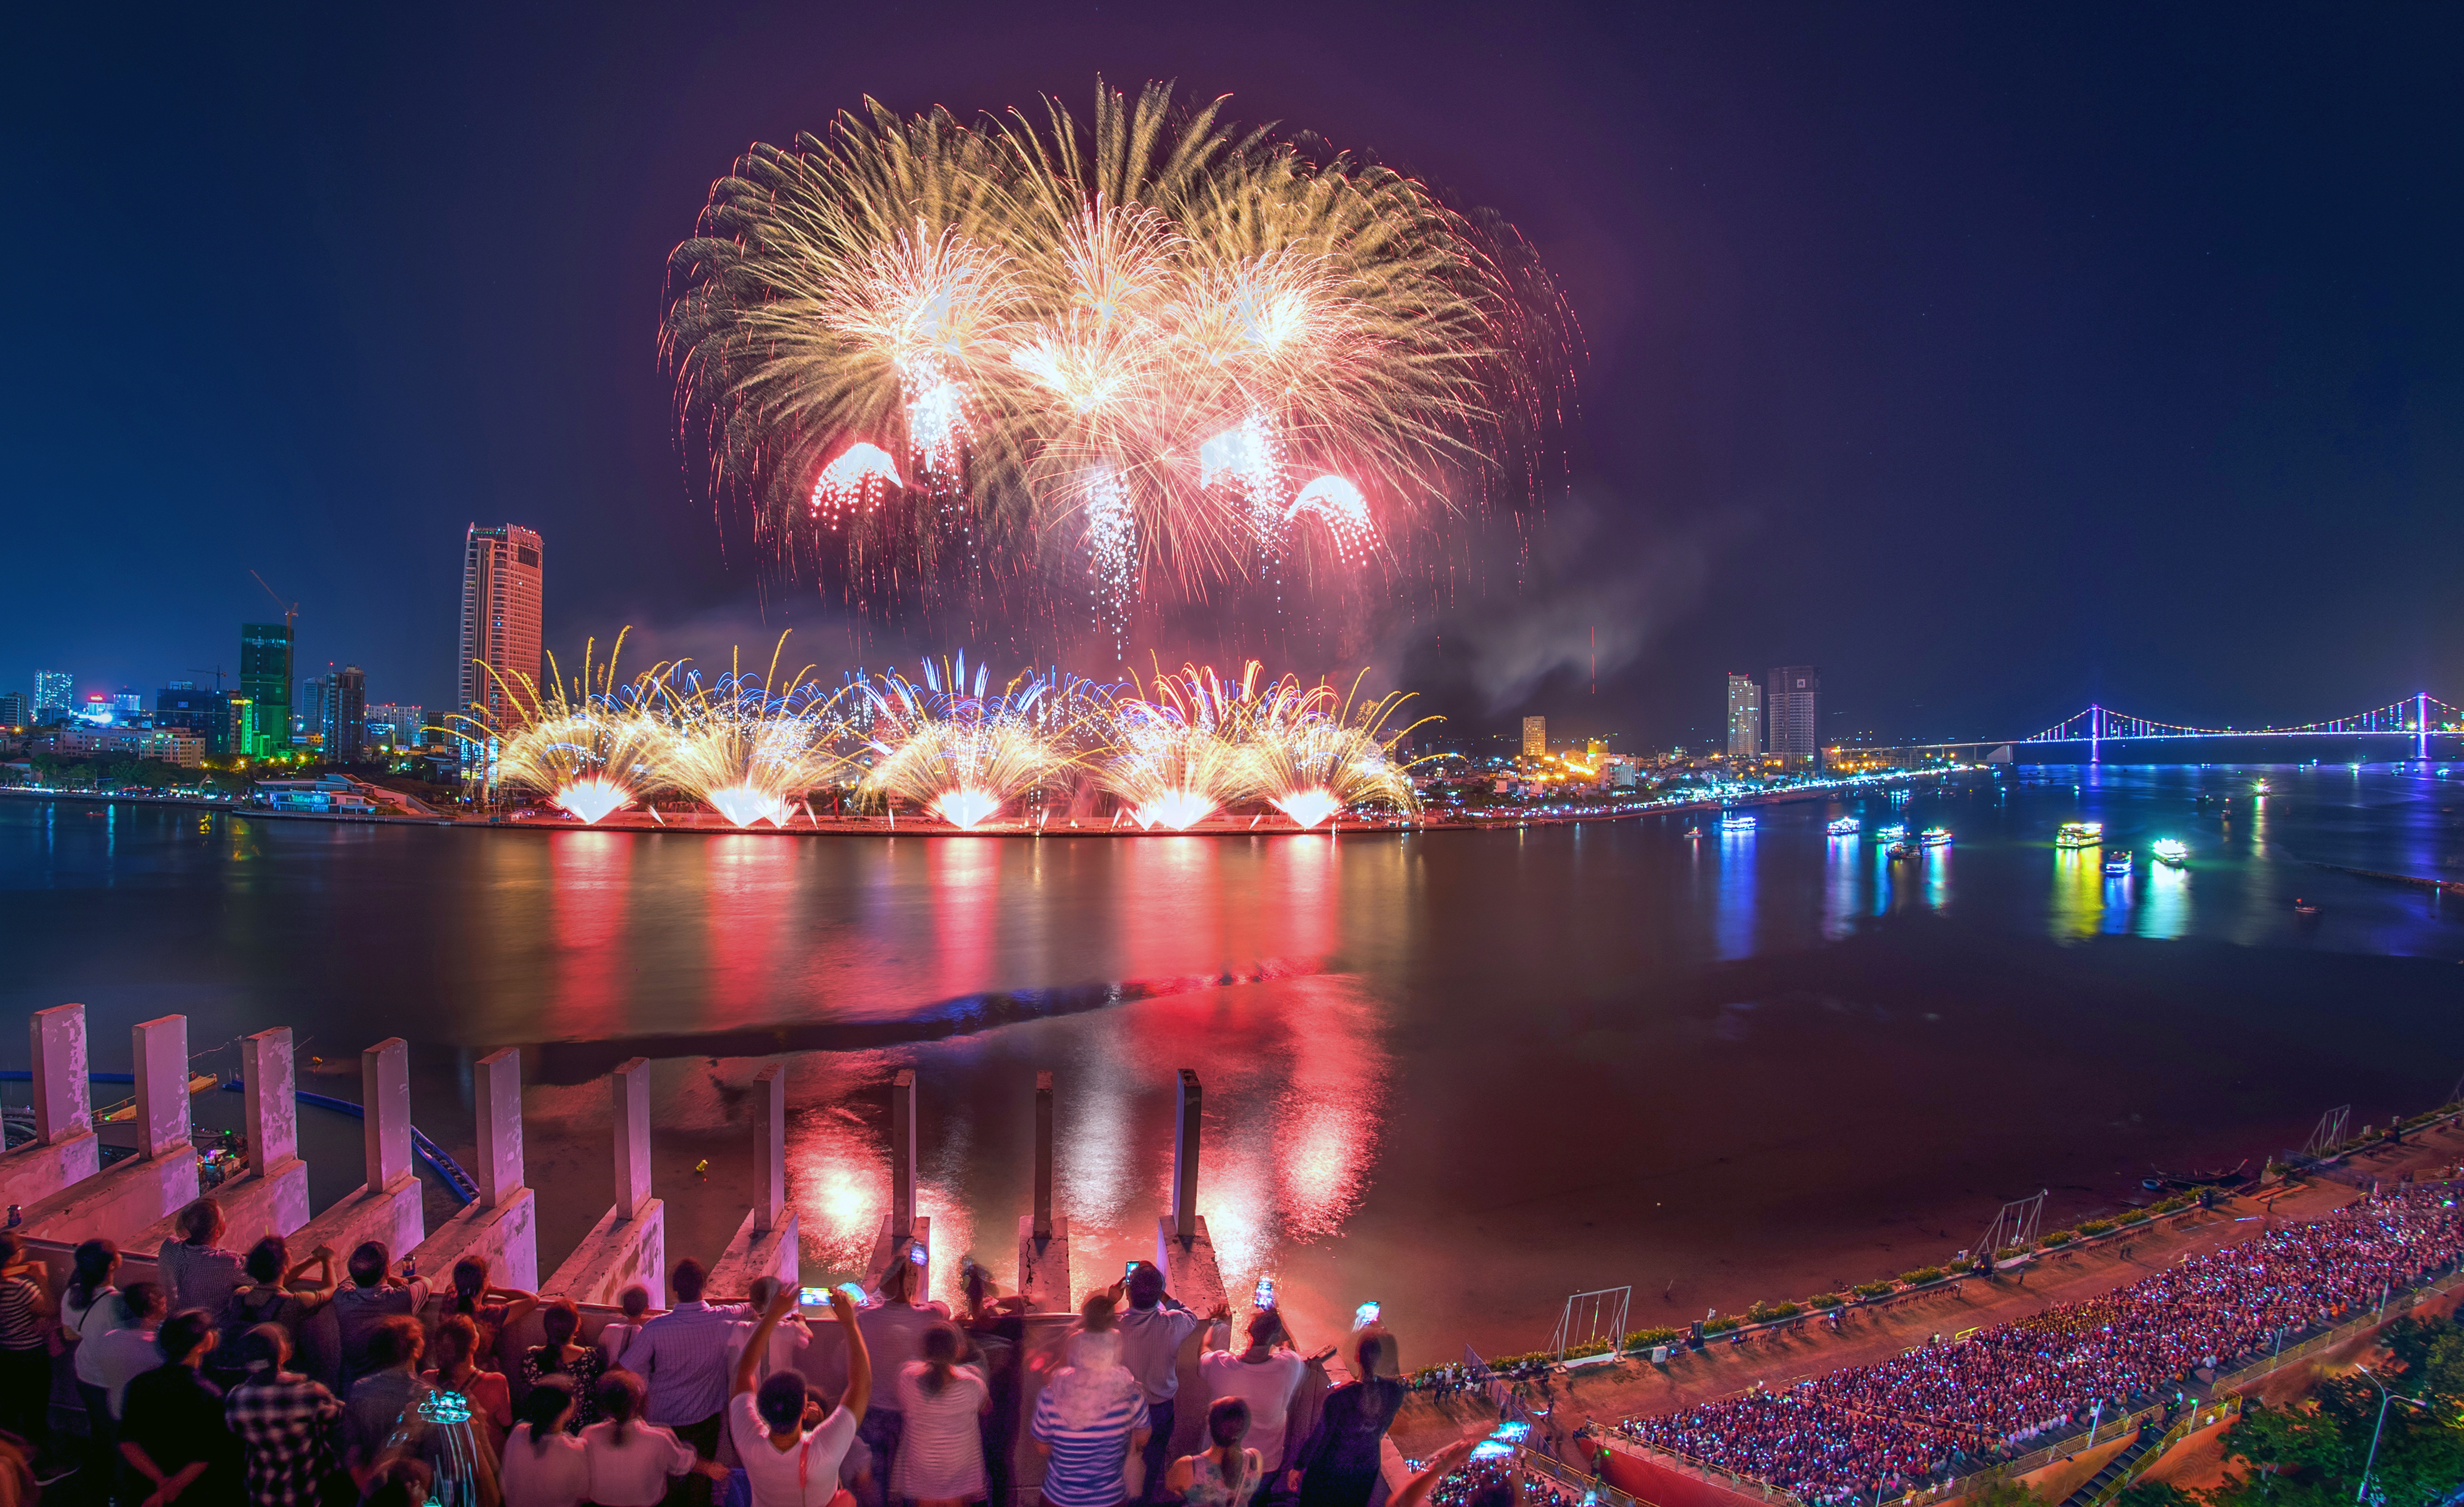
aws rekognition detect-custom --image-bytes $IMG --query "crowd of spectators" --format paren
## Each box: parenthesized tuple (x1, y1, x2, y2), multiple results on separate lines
(1617, 1185, 2464, 1503)
(0, 1205, 1414, 1507)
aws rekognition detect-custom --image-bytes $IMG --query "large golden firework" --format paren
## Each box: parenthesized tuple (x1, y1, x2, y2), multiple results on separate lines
(664, 80, 1570, 640)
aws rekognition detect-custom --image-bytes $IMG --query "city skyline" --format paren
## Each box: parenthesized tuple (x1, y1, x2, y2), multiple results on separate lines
(4, 5, 2460, 746)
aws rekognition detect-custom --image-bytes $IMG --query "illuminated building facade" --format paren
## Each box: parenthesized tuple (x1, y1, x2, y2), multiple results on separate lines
(0, 693, 24, 728)
(33, 670, 72, 725)
(1767, 664, 1821, 763)
(240, 622, 294, 757)
(157, 684, 235, 757)
(1521, 716, 1547, 758)
(459, 523, 545, 776)
(327, 666, 367, 762)
(1726, 672, 1762, 758)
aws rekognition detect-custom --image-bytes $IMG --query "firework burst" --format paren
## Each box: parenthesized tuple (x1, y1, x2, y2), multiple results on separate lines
(855, 654, 1091, 829)
(649, 638, 851, 828)
(450, 632, 677, 823)
(665, 80, 1572, 641)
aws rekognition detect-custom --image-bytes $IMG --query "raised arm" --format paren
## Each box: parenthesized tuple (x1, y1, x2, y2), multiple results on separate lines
(838, 1288, 872, 1419)
(1390, 1439, 1474, 1507)
(735, 1286, 799, 1399)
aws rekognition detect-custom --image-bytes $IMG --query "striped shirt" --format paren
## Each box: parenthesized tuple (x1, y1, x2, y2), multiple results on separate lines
(1029, 1367, 1145, 1507)
(0, 1275, 44, 1350)
(617, 1301, 749, 1426)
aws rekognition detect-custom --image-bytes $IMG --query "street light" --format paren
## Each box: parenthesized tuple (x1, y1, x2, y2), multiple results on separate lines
(2353, 1364, 2426, 1504)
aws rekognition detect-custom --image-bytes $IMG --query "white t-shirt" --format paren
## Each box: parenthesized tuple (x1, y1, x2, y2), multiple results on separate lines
(500, 1424, 591, 1507)
(728, 1391, 860, 1507)
(581, 1419, 700, 1507)
(725, 1316, 812, 1387)
(1198, 1349, 1307, 1471)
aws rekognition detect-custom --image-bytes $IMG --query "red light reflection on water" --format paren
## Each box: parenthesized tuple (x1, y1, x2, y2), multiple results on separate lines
(776, 834, 1387, 1327)
(550, 832, 631, 1028)
(704, 836, 794, 1028)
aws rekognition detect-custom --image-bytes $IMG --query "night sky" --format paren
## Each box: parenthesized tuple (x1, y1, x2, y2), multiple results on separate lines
(8, 3, 2460, 747)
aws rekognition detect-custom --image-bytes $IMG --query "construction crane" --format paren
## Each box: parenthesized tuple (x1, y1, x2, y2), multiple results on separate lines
(250, 570, 299, 633)
(184, 667, 229, 692)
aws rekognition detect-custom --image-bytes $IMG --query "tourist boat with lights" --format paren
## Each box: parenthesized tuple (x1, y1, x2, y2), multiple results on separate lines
(1888, 841, 1918, 861)
(1826, 816, 1861, 835)
(2151, 839, 2188, 868)
(1875, 823, 1909, 843)
(1920, 826, 1952, 847)
(2103, 850, 2133, 875)
(2055, 821, 2103, 849)
(1719, 810, 1757, 831)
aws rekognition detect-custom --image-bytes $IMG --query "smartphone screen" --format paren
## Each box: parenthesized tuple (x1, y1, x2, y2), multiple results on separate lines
(909, 1244, 928, 1266)
(1353, 1300, 1381, 1329)
(1124, 1260, 1139, 1278)
(798, 1286, 828, 1308)
(1253, 1276, 1275, 1309)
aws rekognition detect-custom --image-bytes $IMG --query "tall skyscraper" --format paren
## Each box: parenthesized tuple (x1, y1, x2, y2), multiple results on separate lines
(240, 622, 294, 757)
(1767, 665, 1821, 762)
(1725, 673, 1763, 759)
(328, 666, 368, 762)
(1521, 716, 1548, 758)
(32, 670, 72, 725)
(297, 675, 324, 745)
(459, 524, 545, 773)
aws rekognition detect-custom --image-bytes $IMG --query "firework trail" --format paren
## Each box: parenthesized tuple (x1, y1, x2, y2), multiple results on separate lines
(855, 654, 1095, 829)
(450, 631, 678, 824)
(648, 637, 852, 828)
(664, 80, 1573, 643)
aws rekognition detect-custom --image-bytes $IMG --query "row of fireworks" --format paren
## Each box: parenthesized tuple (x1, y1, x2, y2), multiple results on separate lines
(453, 637, 1430, 832)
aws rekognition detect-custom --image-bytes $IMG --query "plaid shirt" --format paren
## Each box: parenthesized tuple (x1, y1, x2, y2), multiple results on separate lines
(225, 1370, 343, 1507)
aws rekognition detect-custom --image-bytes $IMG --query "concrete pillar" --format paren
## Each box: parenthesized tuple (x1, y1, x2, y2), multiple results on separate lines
(1017, 1070, 1071, 1312)
(148, 1027, 312, 1250)
(888, 1069, 916, 1241)
(711, 1065, 798, 1298)
(298, 1039, 426, 1285)
(613, 1057, 651, 1217)
(244, 1029, 300, 1167)
(415, 1046, 539, 1291)
(477, 1048, 526, 1207)
(1170, 1069, 1202, 1249)
(366, 1039, 414, 1189)
(17, 1014, 200, 1245)
(542, 1056, 664, 1307)
(134, 1015, 191, 1160)
(0, 1004, 100, 1208)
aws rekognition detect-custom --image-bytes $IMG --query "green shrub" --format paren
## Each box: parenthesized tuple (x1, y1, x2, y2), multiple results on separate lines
(1853, 1281, 1895, 1298)
(1900, 1266, 1947, 1286)
(2040, 1230, 2075, 1247)
(2078, 1219, 2117, 1236)
(1623, 1327, 1680, 1350)
(2151, 1194, 2195, 1214)
(1808, 1293, 1844, 1310)
(1702, 1316, 1741, 1335)
(1994, 1245, 2025, 1261)
(2119, 1210, 2151, 1226)
(1745, 1300, 1803, 1323)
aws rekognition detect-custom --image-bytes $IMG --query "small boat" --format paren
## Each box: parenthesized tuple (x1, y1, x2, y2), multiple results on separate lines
(1826, 816, 1861, 835)
(1720, 811, 1757, 831)
(2055, 821, 2103, 849)
(2293, 897, 2320, 916)
(1684, 826, 1703, 838)
(2151, 839, 2188, 868)
(1875, 823, 1909, 843)
(2103, 850, 2133, 875)
(1919, 827, 1952, 847)
(1888, 842, 1918, 861)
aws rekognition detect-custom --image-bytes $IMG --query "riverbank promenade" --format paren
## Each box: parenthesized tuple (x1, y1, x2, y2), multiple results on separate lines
(6, 999, 2463, 1507)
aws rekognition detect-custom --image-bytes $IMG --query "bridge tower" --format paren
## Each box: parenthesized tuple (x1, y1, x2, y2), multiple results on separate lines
(2420, 692, 2431, 762)
(2089, 704, 2101, 765)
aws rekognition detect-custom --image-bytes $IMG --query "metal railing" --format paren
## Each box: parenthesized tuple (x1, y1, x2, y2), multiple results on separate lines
(2075, 1400, 2239, 1507)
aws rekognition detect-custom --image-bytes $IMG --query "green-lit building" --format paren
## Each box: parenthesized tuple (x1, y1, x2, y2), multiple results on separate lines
(239, 622, 293, 758)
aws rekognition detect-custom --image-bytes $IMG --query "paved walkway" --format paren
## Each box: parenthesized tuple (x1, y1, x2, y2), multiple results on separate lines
(1390, 1119, 2464, 1461)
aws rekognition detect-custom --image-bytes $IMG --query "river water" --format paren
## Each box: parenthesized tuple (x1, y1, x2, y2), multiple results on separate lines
(5, 763, 2462, 1363)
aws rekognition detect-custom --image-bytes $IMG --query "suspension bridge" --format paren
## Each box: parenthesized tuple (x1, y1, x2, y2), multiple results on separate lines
(2022, 692, 2463, 761)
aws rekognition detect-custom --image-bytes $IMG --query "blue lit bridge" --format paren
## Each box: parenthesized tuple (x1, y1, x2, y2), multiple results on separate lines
(2023, 692, 2463, 762)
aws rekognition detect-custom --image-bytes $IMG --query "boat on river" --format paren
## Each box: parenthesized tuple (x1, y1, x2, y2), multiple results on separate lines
(2151, 838, 2188, 868)
(2055, 821, 2103, 849)
(1720, 811, 1757, 831)
(1920, 827, 1952, 847)
(2104, 850, 2133, 875)
(1826, 817, 1861, 835)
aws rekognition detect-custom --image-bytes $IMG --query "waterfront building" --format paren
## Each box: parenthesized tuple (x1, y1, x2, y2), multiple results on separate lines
(368, 703, 428, 749)
(1767, 664, 1821, 763)
(156, 684, 235, 757)
(1521, 715, 1547, 759)
(0, 692, 26, 728)
(1726, 673, 1761, 758)
(297, 674, 324, 747)
(240, 622, 294, 757)
(327, 666, 368, 762)
(32, 670, 72, 725)
(459, 523, 545, 778)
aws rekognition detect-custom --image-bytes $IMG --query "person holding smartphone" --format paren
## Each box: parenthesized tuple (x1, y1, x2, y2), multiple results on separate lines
(852, 1242, 950, 1504)
(1108, 1265, 1229, 1505)
(730, 1286, 868, 1507)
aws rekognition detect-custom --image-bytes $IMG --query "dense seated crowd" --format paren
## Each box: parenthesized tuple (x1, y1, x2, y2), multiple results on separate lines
(1617, 1185, 2464, 1503)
